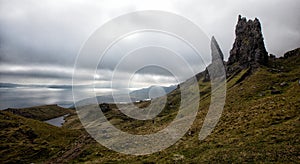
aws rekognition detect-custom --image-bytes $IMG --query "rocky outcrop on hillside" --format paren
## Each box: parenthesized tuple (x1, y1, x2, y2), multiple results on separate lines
(283, 48, 300, 59)
(227, 15, 268, 76)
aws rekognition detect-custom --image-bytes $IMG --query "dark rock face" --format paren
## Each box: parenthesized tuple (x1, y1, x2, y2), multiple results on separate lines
(227, 15, 268, 75)
(283, 48, 300, 59)
(99, 103, 110, 112)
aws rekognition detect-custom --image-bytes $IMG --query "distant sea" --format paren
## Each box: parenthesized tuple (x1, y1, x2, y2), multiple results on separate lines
(0, 87, 75, 110)
(0, 84, 176, 110)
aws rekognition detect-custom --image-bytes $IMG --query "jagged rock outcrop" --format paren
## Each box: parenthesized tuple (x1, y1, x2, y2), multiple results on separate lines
(227, 15, 268, 76)
(283, 48, 300, 59)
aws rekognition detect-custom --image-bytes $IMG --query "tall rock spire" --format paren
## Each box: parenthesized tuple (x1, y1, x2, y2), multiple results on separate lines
(211, 36, 224, 62)
(202, 36, 225, 82)
(227, 15, 268, 74)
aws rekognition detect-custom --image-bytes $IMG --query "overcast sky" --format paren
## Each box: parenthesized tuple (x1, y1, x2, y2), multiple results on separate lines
(0, 0, 299, 90)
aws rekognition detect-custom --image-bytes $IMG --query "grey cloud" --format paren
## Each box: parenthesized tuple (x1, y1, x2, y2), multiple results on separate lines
(0, 0, 299, 86)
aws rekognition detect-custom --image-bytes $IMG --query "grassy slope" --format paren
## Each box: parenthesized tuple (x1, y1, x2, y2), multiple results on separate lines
(57, 55, 299, 163)
(0, 111, 81, 163)
(1, 54, 299, 163)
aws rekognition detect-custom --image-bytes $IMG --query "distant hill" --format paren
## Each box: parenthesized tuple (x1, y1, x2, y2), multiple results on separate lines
(74, 85, 176, 107)
(129, 85, 177, 100)
(4, 104, 73, 121)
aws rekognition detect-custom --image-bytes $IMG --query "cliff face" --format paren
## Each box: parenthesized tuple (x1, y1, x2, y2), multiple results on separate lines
(227, 15, 268, 75)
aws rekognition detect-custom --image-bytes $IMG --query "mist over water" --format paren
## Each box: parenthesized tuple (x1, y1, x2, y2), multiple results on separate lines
(0, 85, 172, 110)
(0, 87, 77, 110)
